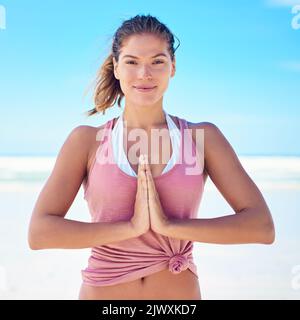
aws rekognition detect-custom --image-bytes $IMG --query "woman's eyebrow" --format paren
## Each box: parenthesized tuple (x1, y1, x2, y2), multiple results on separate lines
(122, 53, 168, 59)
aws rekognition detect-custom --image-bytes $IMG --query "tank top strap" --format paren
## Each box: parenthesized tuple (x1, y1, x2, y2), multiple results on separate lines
(97, 117, 116, 159)
(178, 116, 188, 130)
(83, 117, 116, 199)
(176, 116, 204, 175)
(176, 116, 189, 145)
(107, 117, 115, 130)
(95, 118, 114, 150)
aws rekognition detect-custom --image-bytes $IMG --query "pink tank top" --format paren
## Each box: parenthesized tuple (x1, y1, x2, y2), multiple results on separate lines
(82, 115, 204, 286)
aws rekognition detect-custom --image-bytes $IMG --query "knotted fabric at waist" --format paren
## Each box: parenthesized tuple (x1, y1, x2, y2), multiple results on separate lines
(168, 254, 190, 274)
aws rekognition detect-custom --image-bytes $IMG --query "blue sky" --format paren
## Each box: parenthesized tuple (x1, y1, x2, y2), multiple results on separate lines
(0, 0, 299, 156)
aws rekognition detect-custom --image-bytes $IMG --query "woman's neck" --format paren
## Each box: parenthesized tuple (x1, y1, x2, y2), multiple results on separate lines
(122, 105, 167, 130)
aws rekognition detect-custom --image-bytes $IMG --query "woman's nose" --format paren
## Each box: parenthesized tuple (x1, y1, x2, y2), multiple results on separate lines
(138, 65, 152, 79)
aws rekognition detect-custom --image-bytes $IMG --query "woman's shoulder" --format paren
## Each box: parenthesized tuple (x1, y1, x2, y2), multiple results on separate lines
(67, 124, 107, 159)
(186, 120, 225, 148)
(68, 124, 106, 142)
(186, 120, 218, 130)
(71, 121, 114, 174)
(185, 120, 224, 175)
(169, 114, 220, 140)
(72, 120, 112, 138)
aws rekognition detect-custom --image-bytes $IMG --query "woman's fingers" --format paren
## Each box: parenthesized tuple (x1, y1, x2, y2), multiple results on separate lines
(143, 155, 156, 200)
(131, 154, 150, 235)
(137, 154, 147, 197)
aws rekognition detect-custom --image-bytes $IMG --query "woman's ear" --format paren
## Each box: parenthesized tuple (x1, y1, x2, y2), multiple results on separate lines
(171, 57, 176, 78)
(113, 57, 119, 80)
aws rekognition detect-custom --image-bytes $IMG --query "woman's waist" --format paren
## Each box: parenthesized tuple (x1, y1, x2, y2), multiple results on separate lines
(80, 268, 201, 300)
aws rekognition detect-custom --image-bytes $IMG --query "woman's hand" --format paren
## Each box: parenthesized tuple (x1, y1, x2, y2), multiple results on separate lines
(143, 154, 170, 234)
(130, 154, 150, 236)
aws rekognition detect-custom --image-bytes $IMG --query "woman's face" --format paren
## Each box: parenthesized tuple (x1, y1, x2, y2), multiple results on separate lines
(113, 33, 176, 106)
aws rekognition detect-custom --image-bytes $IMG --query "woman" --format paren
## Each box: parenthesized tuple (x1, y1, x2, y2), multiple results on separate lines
(28, 14, 275, 300)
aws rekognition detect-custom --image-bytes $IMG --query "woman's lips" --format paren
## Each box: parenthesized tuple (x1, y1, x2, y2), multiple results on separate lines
(133, 86, 157, 92)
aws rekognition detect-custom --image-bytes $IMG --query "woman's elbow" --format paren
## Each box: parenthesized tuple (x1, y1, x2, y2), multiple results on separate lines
(27, 222, 45, 250)
(260, 216, 276, 245)
(28, 229, 41, 250)
(28, 238, 41, 250)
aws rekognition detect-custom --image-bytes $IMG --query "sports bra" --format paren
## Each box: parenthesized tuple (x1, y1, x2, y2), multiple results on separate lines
(111, 109, 181, 177)
(82, 113, 204, 286)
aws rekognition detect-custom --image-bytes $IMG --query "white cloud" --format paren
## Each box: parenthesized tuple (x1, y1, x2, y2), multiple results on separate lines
(265, 0, 300, 7)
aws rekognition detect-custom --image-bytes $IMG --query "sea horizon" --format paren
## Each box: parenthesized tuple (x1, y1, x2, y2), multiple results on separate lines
(1, 152, 300, 157)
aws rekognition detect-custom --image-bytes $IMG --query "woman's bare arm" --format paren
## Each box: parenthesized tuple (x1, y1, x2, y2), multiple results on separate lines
(28, 126, 137, 250)
(162, 122, 275, 244)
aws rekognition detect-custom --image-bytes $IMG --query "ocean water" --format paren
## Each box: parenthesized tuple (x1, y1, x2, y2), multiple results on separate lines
(0, 155, 299, 299)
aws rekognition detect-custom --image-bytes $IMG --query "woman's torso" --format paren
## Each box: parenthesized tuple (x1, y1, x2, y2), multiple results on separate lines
(79, 268, 201, 300)
(79, 114, 207, 300)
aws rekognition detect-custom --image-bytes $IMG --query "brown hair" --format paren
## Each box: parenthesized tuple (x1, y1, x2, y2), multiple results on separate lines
(85, 14, 180, 117)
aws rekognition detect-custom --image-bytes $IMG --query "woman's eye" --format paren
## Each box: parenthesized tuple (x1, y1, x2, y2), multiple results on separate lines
(125, 60, 164, 65)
